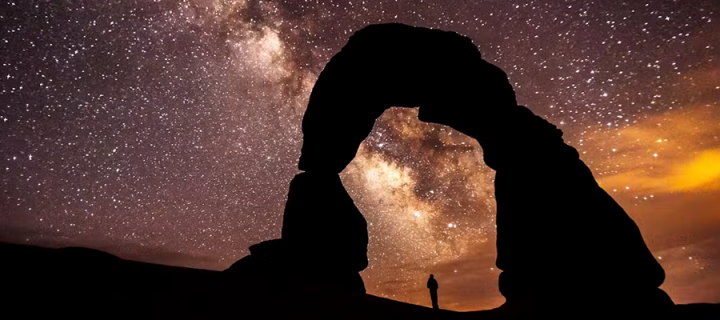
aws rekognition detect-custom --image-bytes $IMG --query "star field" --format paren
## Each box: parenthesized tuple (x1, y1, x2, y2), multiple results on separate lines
(1, 0, 719, 310)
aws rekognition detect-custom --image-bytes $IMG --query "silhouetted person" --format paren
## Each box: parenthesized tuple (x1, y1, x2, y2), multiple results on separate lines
(427, 274, 439, 310)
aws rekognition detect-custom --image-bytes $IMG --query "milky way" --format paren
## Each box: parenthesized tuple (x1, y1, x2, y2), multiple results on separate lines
(1, 0, 719, 310)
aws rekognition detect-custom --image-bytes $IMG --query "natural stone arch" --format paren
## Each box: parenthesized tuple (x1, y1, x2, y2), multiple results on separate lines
(238, 24, 670, 311)
(279, 24, 515, 294)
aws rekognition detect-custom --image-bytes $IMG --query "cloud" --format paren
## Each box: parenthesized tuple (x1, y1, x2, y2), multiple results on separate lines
(590, 105, 720, 195)
(600, 149, 720, 194)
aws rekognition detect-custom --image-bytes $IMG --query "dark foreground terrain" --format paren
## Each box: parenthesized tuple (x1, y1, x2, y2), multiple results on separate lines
(1, 243, 717, 319)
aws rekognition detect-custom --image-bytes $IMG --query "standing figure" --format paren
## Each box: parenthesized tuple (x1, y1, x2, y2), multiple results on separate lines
(427, 274, 439, 310)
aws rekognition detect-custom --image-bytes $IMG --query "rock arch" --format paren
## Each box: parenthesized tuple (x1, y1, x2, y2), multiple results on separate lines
(282, 24, 512, 293)
(231, 23, 671, 312)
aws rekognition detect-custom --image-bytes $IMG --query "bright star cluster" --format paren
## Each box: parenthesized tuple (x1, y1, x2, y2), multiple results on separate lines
(1, 0, 719, 311)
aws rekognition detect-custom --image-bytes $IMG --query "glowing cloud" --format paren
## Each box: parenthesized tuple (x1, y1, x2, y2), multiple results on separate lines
(599, 149, 720, 194)
(593, 106, 720, 194)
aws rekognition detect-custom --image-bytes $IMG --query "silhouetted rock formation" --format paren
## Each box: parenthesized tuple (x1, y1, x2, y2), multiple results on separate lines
(282, 172, 368, 291)
(290, 22, 673, 314)
(490, 108, 671, 311)
(277, 24, 512, 295)
(229, 173, 368, 294)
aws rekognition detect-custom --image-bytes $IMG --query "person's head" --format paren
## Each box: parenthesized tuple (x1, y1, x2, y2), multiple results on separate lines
(430, 274, 434, 278)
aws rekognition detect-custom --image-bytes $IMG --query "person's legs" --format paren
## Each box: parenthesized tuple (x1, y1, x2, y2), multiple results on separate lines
(430, 289, 439, 310)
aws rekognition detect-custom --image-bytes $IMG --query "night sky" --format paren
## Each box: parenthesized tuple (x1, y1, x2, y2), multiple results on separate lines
(1, 0, 719, 310)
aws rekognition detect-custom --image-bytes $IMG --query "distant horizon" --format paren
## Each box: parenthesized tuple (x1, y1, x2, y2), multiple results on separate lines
(1, 0, 719, 311)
